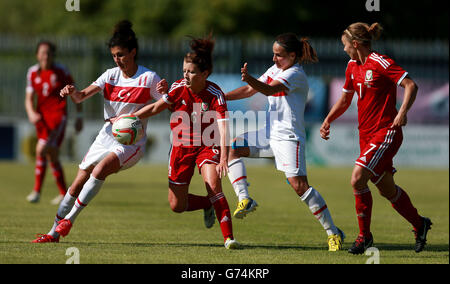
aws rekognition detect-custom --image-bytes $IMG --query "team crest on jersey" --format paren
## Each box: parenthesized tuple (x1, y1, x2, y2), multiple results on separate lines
(365, 70, 373, 82)
(201, 102, 209, 112)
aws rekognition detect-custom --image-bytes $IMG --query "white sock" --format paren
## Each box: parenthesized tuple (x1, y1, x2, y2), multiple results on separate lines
(227, 159, 250, 202)
(300, 187, 338, 236)
(48, 190, 76, 237)
(64, 175, 104, 224)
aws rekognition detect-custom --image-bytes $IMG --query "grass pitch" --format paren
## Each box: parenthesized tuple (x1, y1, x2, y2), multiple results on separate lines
(0, 162, 448, 264)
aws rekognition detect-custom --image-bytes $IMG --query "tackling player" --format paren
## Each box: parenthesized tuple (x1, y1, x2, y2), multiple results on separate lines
(224, 33, 345, 251)
(132, 35, 240, 249)
(320, 22, 432, 254)
(25, 40, 83, 205)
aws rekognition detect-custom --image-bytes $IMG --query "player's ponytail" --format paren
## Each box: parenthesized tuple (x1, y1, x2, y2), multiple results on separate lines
(343, 22, 383, 47)
(275, 33, 318, 65)
(108, 20, 139, 60)
(184, 33, 215, 76)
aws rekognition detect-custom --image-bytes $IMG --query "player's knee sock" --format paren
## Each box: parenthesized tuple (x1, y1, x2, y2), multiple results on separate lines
(33, 156, 47, 193)
(227, 159, 249, 202)
(300, 187, 338, 236)
(64, 175, 104, 223)
(50, 162, 67, 195)
(48, 190, 76, 237)
(390, 185, 423, 230)
(210, 192, 233, 241)
(186, 194, 211, 211)
(353, 187, 373, 238)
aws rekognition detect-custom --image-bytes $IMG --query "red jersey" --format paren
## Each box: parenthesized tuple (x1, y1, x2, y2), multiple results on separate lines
(26, 63, 74, 115)
(162, 79, 228, 147)
(342, 52, 408, 136)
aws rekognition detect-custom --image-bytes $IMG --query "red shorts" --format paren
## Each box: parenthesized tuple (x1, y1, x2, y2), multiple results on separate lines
(35, 113, 67, 147)
(356, 127, 403, 184)
(168, 145, 220, 185)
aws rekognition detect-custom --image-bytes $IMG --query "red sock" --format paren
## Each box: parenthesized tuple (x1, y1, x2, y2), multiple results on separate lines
(354, 187, 373, 238)
(390, 186, 423, 230)
(33, 156, 47, 193)
(51, 162, 67, 195)
(209, 192, 233, 241)
(186, 194, 211, 211)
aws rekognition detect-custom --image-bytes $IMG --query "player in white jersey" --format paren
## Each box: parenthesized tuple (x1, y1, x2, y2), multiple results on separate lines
(32, 20, 162, 243)
(225, 33, 345, 251)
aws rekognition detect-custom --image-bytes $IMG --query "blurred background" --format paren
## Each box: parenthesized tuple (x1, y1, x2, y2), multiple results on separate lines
(0, 0, 448, 168)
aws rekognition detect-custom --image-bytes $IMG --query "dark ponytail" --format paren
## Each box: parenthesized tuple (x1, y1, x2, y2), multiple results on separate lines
(108, 20, 139, 59)
(275, 33, 318, 64)
(184, 34, 215, 75)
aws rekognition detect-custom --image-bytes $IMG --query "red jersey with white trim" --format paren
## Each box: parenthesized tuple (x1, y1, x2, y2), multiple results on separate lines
(162, 79, 228, 147)
(26, 63, 73, 115)
(92, 65, 161, 127)
(342, 52, 408, 136)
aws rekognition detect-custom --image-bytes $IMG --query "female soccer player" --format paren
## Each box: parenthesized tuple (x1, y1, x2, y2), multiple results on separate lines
(25, 40, 83, 205)
(320, 22, 432, 254)
(32, 20, 161, 243)
(224, 33, 345, 251)
(131, 35, 240, 249)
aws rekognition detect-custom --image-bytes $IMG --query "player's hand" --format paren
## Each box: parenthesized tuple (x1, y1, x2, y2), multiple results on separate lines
(60, 85, 76, 98)
(109, 116, 118, 124)
(391, 112, 407, 128)
(216, 160, 229, 179)
(241, 63, 250, 82)
(28, 111, 42, 125)
(320, 121, 331, 140)
(157, 79, 169, 94)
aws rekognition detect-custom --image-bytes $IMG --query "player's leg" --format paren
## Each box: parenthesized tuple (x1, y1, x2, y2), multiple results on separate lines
(375, 171, 432, 252)
(33, 166, 93, 243)
(201, 163, 238, 249)
(27, 139, 48, 203)
(228, 130, 269, 218)
(57, 152, 120, 236)
(348, 165, 374, 254)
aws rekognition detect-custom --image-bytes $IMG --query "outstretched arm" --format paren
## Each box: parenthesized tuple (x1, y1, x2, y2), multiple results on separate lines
(320, 91, 354, 140)
(60, 84, 101, 103)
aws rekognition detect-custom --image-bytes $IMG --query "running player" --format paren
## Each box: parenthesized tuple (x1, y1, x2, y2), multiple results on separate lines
(320, 22, 432, 254)
(132, 35, 240, 249)
(32, 20, 161, 243)
(25, 40, 83, 205)
(224, 33, 345, 251)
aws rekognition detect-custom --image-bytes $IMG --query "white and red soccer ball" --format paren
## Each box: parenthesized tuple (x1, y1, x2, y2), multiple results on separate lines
(112, 114, 144, 145)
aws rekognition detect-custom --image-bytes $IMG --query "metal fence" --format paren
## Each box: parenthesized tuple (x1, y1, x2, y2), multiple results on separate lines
(1, 34, 448, 122)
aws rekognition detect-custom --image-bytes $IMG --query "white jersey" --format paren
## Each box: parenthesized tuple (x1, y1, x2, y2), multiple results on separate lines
(92, 65, 161, 127)
(258, 63, 309, 142)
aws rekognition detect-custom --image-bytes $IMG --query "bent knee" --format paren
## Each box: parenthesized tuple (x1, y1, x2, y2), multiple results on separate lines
(169, 200, 186, 213)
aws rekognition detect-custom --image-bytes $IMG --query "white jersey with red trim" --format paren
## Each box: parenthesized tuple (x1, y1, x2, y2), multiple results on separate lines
(258, 63, 309, 141)
(92, 65, 161, 126)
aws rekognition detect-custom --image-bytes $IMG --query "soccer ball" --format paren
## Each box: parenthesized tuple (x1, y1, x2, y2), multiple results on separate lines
(112, 114, 144, 145)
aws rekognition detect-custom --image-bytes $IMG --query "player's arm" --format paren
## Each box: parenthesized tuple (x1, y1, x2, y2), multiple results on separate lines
(24, 90, 41, 124)
(392, 76, 418, 128)
(216, 118, 230, 178)
(320, 91, 354, 140)
(60, 84, 101, 103)
(241, 63, 288, 96)
(133, 98, 169, 119)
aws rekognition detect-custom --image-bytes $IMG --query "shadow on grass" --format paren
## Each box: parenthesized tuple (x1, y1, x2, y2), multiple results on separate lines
(10, 240, 449, 253)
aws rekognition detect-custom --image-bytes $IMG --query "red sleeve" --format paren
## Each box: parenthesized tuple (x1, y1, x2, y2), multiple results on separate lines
(382, 58, 408, 86)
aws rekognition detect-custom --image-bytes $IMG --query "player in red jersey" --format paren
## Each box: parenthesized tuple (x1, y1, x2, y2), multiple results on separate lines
(132, 35, 240, 249)
(320, 22, 431, 254)
(25, 40, 83, 205)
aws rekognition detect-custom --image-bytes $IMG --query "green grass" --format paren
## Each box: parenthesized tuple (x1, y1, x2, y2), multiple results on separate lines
(0, 162, 448, 264)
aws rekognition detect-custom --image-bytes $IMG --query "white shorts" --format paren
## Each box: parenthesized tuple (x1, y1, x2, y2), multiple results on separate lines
(234, 128, 307, 177)
(79, 122, 145, 171)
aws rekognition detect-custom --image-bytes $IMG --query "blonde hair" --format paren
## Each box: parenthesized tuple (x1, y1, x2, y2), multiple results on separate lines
(343, 22, 383, 46)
